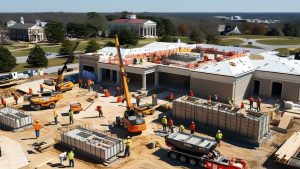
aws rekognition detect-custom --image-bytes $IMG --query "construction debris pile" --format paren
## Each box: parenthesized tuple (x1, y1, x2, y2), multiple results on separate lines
(173, 96, 270, 146)
(275, 132, 300, 168)
(60, 126, 124, 163)
(0, 107, 32, 130)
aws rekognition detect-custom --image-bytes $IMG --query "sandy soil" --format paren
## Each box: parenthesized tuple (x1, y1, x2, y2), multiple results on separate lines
(0, 83, 298, 169)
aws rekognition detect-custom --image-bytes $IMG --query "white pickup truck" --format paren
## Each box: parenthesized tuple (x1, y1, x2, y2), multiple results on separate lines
(9, 72, 29, 80)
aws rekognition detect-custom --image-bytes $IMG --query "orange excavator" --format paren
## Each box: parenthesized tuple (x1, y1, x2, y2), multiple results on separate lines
(115, 35, 146, 133)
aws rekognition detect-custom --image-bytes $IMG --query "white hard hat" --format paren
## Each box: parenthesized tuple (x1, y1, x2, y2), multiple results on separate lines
(127, 136, 130, 139)
(218, 130, 221, 132)
(163, 115, 166, 117)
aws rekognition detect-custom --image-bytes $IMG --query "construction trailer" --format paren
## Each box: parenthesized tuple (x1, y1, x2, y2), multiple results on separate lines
(172, 96, 270, 146)
(60, 126, 124, 164)
(275, 132, 300, 168)
(0, 107, 32, 130)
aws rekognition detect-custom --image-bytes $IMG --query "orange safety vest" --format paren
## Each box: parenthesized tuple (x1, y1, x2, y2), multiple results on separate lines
(87, 79, 91, 86)
(14, 95, 18, 101)
(190, 123, 196, 130)
(29, 88, 33, 94)
(34, 123, 41, 131)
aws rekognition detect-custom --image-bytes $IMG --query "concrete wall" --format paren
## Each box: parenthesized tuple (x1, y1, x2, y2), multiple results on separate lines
(282, 82, 300, 102)
(190, 77, 233, 103)
(234, 74, 252, 103)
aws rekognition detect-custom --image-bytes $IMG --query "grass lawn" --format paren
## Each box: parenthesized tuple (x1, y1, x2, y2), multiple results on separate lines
(11, 45, 61, 57)
(256, 38, 300, 45)
(241, 45, 263, 49)
(12, 57, 79, 72)
(225, 35, 284, 39)
(273, 47, 300, 56)
(219, 38, 244, 46)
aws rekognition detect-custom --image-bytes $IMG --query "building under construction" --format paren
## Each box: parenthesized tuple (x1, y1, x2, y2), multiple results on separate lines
(79, 42, 300, 103)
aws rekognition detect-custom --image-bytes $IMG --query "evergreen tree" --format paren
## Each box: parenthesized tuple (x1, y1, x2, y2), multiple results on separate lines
(0, 46, 16, 72)
(85, 40, 100, 53)
(26, 46, 48, 67)
(45, 21, 66, 42)
(59, 40, 77, 55)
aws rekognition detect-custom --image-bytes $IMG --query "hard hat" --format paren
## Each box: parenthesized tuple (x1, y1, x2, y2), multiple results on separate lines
(218, 130, 221, 132)
(192, 121, 194, 123)
(36, 120, 39, 123)
(127, 136, 131, 139)
(163, 115, 166, 117)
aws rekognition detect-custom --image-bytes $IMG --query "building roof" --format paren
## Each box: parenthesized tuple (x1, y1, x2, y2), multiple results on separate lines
(109, 19, 149, 24)
(196, 56, 255, 77)
(217, 25, 226, 32)
(8, 23, 36, 29)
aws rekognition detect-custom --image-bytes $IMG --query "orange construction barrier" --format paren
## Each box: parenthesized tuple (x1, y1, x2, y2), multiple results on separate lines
(117, 96, 123, 103)
(104, 90, 110, 97)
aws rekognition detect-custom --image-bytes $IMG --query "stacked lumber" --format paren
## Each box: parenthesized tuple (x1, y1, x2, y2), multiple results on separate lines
(275, 132, 300, 163)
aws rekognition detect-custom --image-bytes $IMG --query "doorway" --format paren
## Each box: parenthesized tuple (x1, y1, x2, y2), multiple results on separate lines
(253, 80, 260, 96)
(271, 82, 282, 98)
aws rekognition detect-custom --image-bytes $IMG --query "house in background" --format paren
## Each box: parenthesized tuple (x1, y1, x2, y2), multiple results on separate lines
(218, 25, 241, 35)
(7, 17, 47, 42)
(108, 14, 157, 38)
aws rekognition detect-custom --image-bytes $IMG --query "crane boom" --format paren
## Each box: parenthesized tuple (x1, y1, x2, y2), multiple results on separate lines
(115, 35, 132, 109)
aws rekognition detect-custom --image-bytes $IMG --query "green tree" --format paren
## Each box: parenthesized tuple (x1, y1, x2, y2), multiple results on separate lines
(26, 46, 48, 67)
(45, 21, 66, 42)
(85, 40, 101, 53)
(86, 12, 107, 31)
(0, 46, 16, 72)
(189, 28, 205, 43)
(110, 29, 139, 45)
(266, 28, 284, 36)
(206, 34, 220, 44)
(282, 23, 300, 37)
(59, 40, 77, 55)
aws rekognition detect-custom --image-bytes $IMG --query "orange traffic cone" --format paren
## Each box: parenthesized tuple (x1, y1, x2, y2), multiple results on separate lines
(117, 96, 123, 103)
(104, 90, 110, 97)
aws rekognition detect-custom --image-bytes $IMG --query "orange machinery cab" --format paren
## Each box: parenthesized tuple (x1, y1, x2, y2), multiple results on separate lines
(123, 109, 146, 133)
(70, 102, 83, 113)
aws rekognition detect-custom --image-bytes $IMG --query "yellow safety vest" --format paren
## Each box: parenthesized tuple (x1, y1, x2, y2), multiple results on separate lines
(179, 125, 185, 132)
(216, 133, 223, 140)
(54, 110, 58, 117)
(68, 151, 74, 160)
(69, 110, 73, 117)
(124, 139, 132, 147)
(162, 117, 167, 125)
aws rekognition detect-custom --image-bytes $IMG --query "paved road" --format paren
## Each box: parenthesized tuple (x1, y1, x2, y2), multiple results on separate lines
(227, 37, 300, 51)
(0, 63, 79, 76)
(16, 53, 60, 64)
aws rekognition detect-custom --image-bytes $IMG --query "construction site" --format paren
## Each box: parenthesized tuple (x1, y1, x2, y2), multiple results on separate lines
(0, 38, 300, 169)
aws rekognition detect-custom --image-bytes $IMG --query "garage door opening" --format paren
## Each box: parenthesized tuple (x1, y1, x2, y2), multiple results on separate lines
(271, 82, 282, 98)
(253, 80, 260, 96)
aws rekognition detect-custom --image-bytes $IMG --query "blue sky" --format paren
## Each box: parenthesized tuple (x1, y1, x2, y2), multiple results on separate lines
(0, 0, 299, 12)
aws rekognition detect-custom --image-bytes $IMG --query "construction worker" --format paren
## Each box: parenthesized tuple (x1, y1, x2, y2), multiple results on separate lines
(190, 121, 196, 135)
(34, 120, 42, 139)
(168, 92, 174, 101)
(207, 95, 212, 105)
(139, 58, 143, 64)
(168, 118, 174, 133)
(228, 97, 233, 105)
(68, 149, 75, 168)
(214, 94, 218, 102)
(216, 130, 223, 147)
(136, 95, 141, 107)
(68, 109, 74, 124)
(249, 96, 254, 110)
(124, 136, 132, 157)
(161, 115, 168, 131)
(87, 79, 92, 92)
(28, 87, 33, 95)
(96, 106, 103, 117)
(256, 97, 262, 111)
(40, 84, 44, 93)
(78, 78, 82, 88)
(115, 86, 121, 96)
(99, 85, 103, 93)
(13, 93, 18, 105)
(1, 97, 6, 107)
(241, 101, 245, 109)
(53, 109, 58, 125)
(188, 90, 194, 97)
(179, 124, 185, 132)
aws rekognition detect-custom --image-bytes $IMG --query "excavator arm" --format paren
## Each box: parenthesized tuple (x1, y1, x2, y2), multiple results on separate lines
(115, 35, 132, 109)
(57, 41, 80, 84)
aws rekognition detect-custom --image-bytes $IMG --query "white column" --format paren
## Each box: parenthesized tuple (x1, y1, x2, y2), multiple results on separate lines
(146, 26, 148, 37)
(154, 27, 156, 36)
(142, 26, 145, 37)
(138, 26, 141, 37)
(98, 68, 102, 83)
(154, 71, 159, 87)
(142, 74, 146, 90)
(110, 70, 113, 81)
(116, 71, 120, 84)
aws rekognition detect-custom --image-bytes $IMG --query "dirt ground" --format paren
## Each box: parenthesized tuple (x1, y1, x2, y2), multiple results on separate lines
(0, 82, 298, 169)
